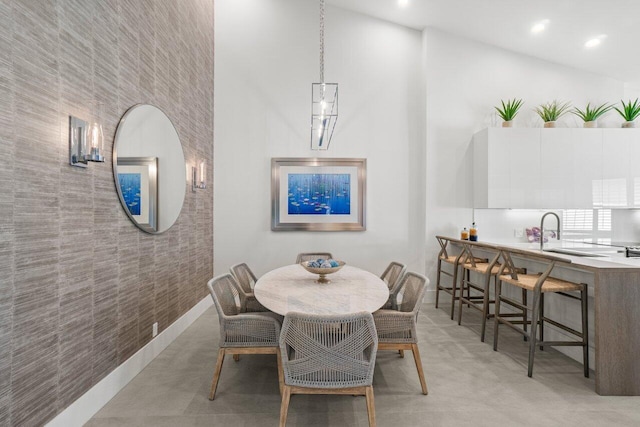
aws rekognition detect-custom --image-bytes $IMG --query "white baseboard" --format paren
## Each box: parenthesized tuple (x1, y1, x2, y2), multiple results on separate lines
(46, 295, 213, 427)
(424, 289, 436, 303)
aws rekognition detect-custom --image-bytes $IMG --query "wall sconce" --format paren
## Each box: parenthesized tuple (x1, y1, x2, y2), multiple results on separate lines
(192, 160, 206, 191)
(69, 113, 105, 167)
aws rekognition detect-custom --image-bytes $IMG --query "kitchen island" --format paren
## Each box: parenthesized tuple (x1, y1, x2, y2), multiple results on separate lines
(442, 237, 640, 396)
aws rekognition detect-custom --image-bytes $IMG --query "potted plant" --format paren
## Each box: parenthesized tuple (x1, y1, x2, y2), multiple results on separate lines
(494, 98, 523, 127)
(613, 99, 640, 128)
(571, 102, 613, 128)
(534, 100, 572, 128)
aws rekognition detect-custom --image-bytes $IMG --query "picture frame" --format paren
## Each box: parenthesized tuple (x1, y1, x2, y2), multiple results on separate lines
(271, 158, 366, 231)
(115, 157, 158, 233)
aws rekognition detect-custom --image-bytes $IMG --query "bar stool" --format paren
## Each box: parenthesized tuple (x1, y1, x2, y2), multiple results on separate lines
(492, 249, 589, 378)
(435, 236, 486, 320)
(457, 242, 526, 342)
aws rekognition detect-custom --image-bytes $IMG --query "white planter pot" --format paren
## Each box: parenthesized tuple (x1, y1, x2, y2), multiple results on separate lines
(584, 121, 597, 128)
(502, 120, 514, 128)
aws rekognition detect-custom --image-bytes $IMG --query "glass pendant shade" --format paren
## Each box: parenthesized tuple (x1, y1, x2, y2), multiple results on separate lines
(311, 83, 338, 150)
(85, 120, 104, 162)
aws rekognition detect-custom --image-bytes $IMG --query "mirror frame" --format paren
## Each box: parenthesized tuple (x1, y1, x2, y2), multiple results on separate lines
(113, 104, 185, 234)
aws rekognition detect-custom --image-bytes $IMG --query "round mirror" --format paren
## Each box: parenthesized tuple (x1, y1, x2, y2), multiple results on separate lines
(113, 104, 186, 234)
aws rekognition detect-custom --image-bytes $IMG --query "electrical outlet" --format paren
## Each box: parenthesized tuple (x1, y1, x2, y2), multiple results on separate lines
(152, 322, 158, 338)
(514, 228, 524, 238)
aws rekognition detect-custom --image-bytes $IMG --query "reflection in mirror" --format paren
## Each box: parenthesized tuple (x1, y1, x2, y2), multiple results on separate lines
(113, 104, 186, 234)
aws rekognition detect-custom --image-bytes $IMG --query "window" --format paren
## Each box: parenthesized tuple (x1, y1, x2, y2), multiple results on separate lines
(562, 209, 612, 241)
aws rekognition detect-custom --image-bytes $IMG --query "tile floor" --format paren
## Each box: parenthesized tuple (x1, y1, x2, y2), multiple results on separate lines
(87, 303, 640, 426)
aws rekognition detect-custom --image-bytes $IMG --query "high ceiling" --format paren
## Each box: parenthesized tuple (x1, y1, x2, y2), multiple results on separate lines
(326, 0, 640, 83)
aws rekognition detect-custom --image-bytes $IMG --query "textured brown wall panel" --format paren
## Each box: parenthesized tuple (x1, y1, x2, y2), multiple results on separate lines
(0, 0, 214, 425)
(0, 0, 14, 424)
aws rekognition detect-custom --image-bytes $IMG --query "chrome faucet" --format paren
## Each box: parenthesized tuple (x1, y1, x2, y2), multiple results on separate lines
(540, 211, 561, 251)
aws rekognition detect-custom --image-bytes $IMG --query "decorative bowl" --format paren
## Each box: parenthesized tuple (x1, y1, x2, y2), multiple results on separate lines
(300, 260, 346, 284)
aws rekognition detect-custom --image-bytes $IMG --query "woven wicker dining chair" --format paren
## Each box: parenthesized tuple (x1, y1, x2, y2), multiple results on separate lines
(230, 263, 268, 312)
(380, 261, 407, 309)
(207, 274, 283, 400)
(279, 311, 378, 427)
(373, 271, 429, 395)
(295, 252, 333, 264)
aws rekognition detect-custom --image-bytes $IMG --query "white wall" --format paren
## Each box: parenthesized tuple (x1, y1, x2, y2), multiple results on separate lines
(214, 0, 425, 278)
(424, 28, 626, 289)
(215, 3, 630, 294)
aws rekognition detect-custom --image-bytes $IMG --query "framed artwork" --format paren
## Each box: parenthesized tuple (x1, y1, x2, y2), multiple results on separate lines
(271, 158, 366, 231)
(116, 157, 158, 232)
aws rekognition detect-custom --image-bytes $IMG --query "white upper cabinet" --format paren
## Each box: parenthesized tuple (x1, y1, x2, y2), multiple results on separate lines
(473, 128, 540, 209)
(601, 129, 633, 208)
(568, 129, 603, 209)
(473, 128, 640, 209)
(539, 128, 573, 208)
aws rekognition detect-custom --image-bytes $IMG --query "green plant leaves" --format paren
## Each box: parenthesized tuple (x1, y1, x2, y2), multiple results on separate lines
(534, 100, 572, 122)
(494, 98, 523, 121)
(613, 99, 640, 121)
(571, 102, 613, 122)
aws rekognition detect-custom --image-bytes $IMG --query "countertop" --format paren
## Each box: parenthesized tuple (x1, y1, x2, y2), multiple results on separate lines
(453, 239, 640, 271)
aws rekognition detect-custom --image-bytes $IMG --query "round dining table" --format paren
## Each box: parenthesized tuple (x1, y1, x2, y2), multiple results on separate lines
(254, 264, 389, 316)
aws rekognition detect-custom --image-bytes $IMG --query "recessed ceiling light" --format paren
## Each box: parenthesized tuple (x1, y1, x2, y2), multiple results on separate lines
(585, 35, 607, 48)
(398, 0, 409, 7)
(531, 19, 550, 34)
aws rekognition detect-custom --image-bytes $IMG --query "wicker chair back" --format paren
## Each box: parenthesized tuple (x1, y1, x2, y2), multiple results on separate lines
(280, 311, 378, 389)
(230, 263, 257, 293)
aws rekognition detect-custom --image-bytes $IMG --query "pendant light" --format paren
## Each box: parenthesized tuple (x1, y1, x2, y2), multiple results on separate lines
(310, 0, 338, 150)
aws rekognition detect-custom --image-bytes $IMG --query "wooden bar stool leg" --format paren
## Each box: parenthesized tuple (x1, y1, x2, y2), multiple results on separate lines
(466, 269, 471, 308)
(480, 272, 492, 342)
(539, 293, 545, 351)
(522, 289, 528, 342)
(528, 289, 542, 378)
(456, 267, 466, 326)
(493, 280, 502, 351)
(435, 259, 442, 309)
(581, 285, 590, 378)
(449, 263, 459, 320)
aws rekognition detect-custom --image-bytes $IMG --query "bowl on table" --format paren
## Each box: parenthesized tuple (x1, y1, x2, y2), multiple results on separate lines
(300, 259, 345, 284)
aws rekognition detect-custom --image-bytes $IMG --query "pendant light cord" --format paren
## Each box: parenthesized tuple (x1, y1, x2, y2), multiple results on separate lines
(319, 0, 325, 83)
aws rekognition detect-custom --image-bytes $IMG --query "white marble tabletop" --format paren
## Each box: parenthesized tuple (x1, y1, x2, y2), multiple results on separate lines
(254, 264, 389, 316)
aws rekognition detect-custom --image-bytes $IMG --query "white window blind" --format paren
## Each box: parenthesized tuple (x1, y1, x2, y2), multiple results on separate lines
(563, 209, 593, 231)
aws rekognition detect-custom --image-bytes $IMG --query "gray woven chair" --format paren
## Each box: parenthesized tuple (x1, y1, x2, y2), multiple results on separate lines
(295, 252, 333, 264)
(230, 263, 269, 312)
(207, 274, 283, 400)
(279, 311, 378, 427)
(373, 271, 429, 395)
(380, 261, 407, 309)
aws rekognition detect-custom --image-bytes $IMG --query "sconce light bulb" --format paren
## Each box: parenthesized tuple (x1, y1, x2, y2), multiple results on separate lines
(84, 120, 104, 162)
(199, 160, 206, 184)
(91, 125, 99, 147)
